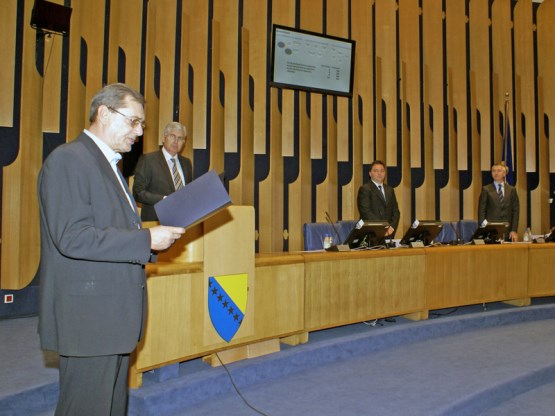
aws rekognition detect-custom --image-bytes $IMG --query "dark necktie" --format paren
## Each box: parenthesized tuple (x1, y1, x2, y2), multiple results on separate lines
(171, 159, 184, 190)
(378, 185, 386, 202)
(497, 184, 504, 203)
(115, 166, 138, 213)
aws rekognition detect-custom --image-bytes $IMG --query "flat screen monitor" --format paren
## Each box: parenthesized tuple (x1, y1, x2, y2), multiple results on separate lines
(400, 220, 443, 247)
(270, 25, 355, 97)
(470, 222, 509, 244)
(343, 220, 390, 249)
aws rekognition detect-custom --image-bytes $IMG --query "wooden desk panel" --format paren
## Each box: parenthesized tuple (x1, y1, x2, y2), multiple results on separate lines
(425, 244, 529, 309)
(528, 244, 555, 297)
(303, 249, 426, 331)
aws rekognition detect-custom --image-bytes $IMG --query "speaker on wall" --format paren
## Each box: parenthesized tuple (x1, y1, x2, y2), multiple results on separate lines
(30, 0, 72, 36)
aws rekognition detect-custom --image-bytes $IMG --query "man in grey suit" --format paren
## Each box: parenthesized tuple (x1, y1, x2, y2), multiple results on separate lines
(38, 83, 186, 416)
(357, 160, 400, 238)
(133, 121, 193, 221)
(478, 162, 519, 241)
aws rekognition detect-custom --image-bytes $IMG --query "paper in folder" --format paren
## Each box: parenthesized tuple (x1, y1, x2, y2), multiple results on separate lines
(154, 169, 232, 228)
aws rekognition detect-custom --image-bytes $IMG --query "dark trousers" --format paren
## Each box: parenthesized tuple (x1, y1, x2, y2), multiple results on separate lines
(56, 354, 130, 416)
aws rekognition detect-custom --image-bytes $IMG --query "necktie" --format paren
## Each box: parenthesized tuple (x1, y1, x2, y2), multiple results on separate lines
(171, 159, 184, 190)
(378, 185, 386, 202)
(114, 165, 137, 213)
(497, 184, 504, 203)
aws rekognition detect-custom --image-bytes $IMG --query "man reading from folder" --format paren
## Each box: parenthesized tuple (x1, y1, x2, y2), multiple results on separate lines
(133, 121, 193, 221)
(478, 162, 519, 242)
(357, 160, 400, 238)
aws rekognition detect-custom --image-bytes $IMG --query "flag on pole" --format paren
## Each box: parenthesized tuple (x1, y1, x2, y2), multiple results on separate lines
(502, 98, 514, 185)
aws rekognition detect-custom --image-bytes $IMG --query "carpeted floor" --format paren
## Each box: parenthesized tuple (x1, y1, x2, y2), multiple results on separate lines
(2, 299, 555, 416)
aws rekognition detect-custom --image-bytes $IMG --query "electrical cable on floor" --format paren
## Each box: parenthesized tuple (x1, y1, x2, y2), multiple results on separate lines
(430, 307, 459, 318)
(215, 352, 271, 416)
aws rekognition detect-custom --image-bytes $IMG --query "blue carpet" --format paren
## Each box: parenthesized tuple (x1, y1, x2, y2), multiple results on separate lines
(3, 300, 555, 415)
(129, 302, 555, 416)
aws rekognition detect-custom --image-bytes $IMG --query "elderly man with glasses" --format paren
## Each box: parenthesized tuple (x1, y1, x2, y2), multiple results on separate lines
(133, 121, 193, 221)
(38, 83, 185, 415)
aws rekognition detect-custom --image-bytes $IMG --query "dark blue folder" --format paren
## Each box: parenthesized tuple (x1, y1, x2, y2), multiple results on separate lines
(154, 170, 232, 228)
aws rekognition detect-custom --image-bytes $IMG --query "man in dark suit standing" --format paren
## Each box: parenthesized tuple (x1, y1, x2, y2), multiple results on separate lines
(478, 162, 519, 241)
(38, 83, 186, 416)
(357, 160, 400, 238)
(133, 121, 193, 221)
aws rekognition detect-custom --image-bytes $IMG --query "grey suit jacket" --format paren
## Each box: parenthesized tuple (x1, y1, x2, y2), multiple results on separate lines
(38, 133, 152, 356)
(133, 150, 193, 221)
(478, 182, 519, 232)
(357, 182, 400, 234)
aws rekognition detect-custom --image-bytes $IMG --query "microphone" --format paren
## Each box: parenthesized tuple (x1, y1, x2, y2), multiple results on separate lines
(324, 211, 350, 251)
(449, 221, 461, 245)
(325, 211, 343, 243)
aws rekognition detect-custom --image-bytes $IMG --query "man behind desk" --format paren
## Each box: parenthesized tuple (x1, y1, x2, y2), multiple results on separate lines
(357, 160, 400, 238)
(38, 83, 186, 415)
(133, 121, 193, 221)
(478, 162, 519, 242)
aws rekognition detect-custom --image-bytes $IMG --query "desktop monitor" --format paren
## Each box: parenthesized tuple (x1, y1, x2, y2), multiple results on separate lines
(470, 222, 509, 244)
(399, 220, 443, 247)
(342, 220, 390, 249)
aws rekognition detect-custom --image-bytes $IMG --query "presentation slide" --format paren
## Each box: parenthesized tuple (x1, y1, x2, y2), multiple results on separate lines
(272, 26, 354, 96)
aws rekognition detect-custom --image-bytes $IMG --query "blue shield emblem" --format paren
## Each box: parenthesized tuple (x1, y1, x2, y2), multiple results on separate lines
(208, 274, 248, 342)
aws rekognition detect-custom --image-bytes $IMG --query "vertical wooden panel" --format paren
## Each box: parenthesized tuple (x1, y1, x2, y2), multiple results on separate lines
(0, 0, 16, 126)
(537, 0, 555, 232)
(41, 34, 62, 133)
(464, 71, 483, 219)
(229, 27, 255, 206)
(272, 2, 296, 157)
(399, 0, 422, 168)
(108, 0, 146, 151)
(398, 63, 411, 234)
(446, 0, 468, 170)
(415, 66, 437, 221)
(210, 20, 225, 172)
(108, 0, 143, 89)
(183, 0, 209, 150)
(244, 0, 268, 154)
(492, 0, 513, 163)
(351, 0, 374, 165)
(258, 0, 294, 252)
(179, 13, 194, 161)
(214, 0, 240, 153)
(469, 0, 491, 172)
(514, 0, 536, 172)
(375, 0, 398, 166)
(514, 1, 534, 233)
(66, 0, 106, 139)
(439, 69, 460, 221)
(327, 0, 349, 163)
(300, 1, 324, 160)
(422, 1, 444, 169)
(1, 0, 43, 289)
(538, 1, 555, 172)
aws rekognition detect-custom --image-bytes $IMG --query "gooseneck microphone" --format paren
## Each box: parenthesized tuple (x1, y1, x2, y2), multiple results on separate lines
(325, 211, 343, 244)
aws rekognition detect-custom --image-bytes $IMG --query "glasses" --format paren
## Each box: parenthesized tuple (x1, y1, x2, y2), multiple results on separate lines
(107, 106, 146, 130)
(166, 133, 186, 143)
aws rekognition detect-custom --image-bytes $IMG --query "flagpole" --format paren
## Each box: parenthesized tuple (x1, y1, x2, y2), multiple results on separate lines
(503, 92, 509, 184)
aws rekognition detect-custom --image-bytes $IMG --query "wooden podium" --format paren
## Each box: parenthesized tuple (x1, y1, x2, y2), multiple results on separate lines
(129, 206, 305, 388)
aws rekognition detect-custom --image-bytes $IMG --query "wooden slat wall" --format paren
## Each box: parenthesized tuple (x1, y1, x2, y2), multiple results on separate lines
(3, 0, 555, 289)
(466, 1, 489, 220)
(537, 0, 555, 232)
(0, 0, 17, 127)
